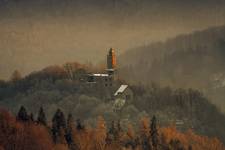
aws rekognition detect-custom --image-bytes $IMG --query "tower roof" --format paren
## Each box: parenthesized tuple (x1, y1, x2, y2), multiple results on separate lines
(109, 48, 115, 54)
(107, 47, 116, 70)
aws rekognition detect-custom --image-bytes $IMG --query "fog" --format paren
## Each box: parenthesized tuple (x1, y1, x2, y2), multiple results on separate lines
(0, 0, 225, 79)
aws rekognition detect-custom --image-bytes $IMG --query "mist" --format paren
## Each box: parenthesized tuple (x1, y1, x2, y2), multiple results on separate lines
(0, 0, 225, 79)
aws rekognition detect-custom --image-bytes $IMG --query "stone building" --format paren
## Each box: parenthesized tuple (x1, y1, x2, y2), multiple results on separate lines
(86, 48, 133, 101)
(86, 48, 116, 87)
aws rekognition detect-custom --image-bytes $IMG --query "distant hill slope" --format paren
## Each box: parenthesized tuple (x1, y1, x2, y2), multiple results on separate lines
(0, 63, 225, 144)
(118, 25, 225, 112)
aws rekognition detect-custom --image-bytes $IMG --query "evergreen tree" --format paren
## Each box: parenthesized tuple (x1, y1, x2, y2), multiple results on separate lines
(108, 120, 123, 142)
(17, 106, 29, 122)
(150, 116, 159, 150)
(117, 120, 122, 133)
(140, 118, 151, 150)
(52, 109, 66, 144)
(108, 121, 116, 140)
(30, 113, 34, 122)
(142, 135, 152, 150)
(67, 113, 73, 133)
(52, 124, 58, 144)
(37, 107, 47, 126)
(108, 121, 116, 134)
(76, 119, 84, 130)
(52, 109, 66, 129)
(116, 120, 123, 141)
(65, 113, 75, 148)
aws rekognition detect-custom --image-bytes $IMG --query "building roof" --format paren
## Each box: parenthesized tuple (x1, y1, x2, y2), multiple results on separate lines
(105, 68, 115, 71)
(114, 85, 128, 96)
(91, 74, 109, 77)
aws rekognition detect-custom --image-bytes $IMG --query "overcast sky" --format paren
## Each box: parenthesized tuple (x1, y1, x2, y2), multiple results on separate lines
(0, 0, 225, 80)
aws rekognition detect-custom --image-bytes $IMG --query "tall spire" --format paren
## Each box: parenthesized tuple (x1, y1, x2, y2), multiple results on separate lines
(107, 48, 116, 75)
(107, 48, 116, 70)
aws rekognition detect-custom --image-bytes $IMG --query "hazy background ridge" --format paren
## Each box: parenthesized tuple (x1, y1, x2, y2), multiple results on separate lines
(0, 0, 225, 79)
(118, 25, 225, 113)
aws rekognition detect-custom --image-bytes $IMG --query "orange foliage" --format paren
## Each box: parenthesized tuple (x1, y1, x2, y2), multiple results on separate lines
(1, 109, 225, 150)
(72, 127, 94, 150)
(42, 65, 67, 77)
(127, 124, 135, 139)
(93, 116, 107, 150)
(0, 109, 54, 150)
(54, 144, 68, 150)
(63, 62, 88, 72)
(139, 117, 150, 137)
(160, 126, 225, 150)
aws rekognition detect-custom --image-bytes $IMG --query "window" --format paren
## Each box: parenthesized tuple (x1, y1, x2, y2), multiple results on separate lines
(105, 84, 108, 87)
(87, 76, 94, 82)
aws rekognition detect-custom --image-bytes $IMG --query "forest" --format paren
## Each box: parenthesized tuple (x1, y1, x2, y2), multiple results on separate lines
(0, 106, 224, 150)
(118, 25, 225, 113)
(0, 61, 225, 149)
(0, 1, 225, 149)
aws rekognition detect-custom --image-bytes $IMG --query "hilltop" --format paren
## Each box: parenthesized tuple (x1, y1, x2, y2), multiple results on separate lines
(0, 62, 225, 144)
(118, 25, 225, 112)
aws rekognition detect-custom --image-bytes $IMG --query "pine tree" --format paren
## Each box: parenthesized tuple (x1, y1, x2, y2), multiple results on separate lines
(117, 120, 122, 133)
(37, 107, 47, 126)
(116, 120, 123, 140)
(150, 116, 159, 150)
(52, 109, 66, 129)
(76, 119, 84, 130)
(30, 113, 34, 122)
(142, 135, 151, 150)
(108, 120, 123, 142)
(52, 124, 58, 144)
(65, 113, 74, 148)
(108, 121, 116, 141)
(51, 109, 66, 144)
(67, 113, 73, 133)
(140, 118, 151, 150)
(17, 106, 29, 122)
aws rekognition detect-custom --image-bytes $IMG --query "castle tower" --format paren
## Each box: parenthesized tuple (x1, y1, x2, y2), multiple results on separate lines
(106, 48, 116, 75)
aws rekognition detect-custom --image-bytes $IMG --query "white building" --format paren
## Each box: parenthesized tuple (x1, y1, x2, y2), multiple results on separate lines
(114, 85, 133, 101)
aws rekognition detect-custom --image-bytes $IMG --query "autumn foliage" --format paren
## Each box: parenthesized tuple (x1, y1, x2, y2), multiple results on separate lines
(0, 108, 225, 150)
(0, 109, 54, 150)
(160, 127, 225, 150)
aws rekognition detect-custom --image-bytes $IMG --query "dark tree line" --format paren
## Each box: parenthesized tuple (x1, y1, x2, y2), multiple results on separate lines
(16, 106, 194, 150)
(16, 106, 87, 150)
